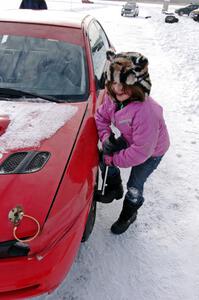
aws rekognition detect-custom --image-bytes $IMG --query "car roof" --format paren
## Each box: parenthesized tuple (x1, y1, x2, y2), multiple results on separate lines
(126, 0, 136, 3)
(0, 9, 92, 28)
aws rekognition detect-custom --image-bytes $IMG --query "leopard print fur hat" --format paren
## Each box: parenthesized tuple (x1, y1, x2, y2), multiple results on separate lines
(105, 50, 152, 95)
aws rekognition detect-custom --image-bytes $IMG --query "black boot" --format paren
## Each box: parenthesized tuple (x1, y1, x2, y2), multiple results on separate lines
(96, 183, 123, 203)
(96, 173, 123, 203)
(111, 200, 138, 234)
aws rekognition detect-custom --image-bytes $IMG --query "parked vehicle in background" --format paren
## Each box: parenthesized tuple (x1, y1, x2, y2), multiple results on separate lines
(0, 9, 113, 299)
(175, 3, 199, 16)
(121, 1, 139, 17)
(190, 8, 199, 21)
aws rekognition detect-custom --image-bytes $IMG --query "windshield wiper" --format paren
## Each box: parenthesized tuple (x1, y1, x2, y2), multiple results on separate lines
(0, 88, 64, 103)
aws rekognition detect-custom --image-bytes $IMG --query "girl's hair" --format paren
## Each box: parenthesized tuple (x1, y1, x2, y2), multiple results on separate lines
(106, 81, 145, 102)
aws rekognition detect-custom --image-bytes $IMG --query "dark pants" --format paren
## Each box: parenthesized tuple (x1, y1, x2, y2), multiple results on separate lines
(100, 155, 163, 209)
(125, 156, 163, 209)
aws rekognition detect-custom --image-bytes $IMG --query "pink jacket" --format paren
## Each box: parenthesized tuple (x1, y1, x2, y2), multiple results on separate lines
(95, 94, 170, 168)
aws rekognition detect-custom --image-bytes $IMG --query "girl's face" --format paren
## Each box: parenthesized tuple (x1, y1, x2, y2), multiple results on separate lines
(111, 82, 131, 102)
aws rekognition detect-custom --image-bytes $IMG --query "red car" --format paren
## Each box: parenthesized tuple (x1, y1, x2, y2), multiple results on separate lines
(0, 9, 112, 299)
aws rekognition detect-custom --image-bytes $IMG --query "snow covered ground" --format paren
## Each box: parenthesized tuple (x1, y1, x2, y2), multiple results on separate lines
(1, 1, 199, 299)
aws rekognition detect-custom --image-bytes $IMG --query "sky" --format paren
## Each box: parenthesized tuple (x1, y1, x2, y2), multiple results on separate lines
(0, 1, 199, 300)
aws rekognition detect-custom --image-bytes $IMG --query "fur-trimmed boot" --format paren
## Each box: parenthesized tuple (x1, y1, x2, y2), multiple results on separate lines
(111, 200, 138, 234)
(96, 173, 123, 203)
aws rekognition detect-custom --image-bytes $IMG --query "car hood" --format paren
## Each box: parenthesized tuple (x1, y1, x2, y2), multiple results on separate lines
(0, 100, 87, 242)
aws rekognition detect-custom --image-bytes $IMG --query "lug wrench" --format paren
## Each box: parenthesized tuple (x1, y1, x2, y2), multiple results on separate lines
(101, 165, 109, 196)
(100, 132, 116, 196)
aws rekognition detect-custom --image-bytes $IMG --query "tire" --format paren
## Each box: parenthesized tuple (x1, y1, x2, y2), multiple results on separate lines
(178, 11, 183, 16)
(193, 15, 199, 21)
(81, 172, 98, 242)
(81, 198, 97, 242)
(165, 16, 179, 23)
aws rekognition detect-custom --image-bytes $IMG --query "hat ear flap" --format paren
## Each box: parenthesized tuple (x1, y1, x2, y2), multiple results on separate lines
(106, 49, 116, 62)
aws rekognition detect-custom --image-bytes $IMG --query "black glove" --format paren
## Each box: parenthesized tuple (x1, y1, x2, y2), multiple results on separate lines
(102, 133, 116, 155)
(103, 133, 128, 155)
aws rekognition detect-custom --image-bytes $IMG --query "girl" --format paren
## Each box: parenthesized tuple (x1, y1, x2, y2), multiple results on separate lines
(95, 51, 170, 235)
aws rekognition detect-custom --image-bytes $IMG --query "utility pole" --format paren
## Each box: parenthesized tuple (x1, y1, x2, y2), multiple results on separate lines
(162, 0, 170, 13)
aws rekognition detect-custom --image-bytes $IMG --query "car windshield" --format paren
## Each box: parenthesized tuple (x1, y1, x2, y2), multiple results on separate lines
(0, 34, 88, 102)
(124, 1, 136, 8)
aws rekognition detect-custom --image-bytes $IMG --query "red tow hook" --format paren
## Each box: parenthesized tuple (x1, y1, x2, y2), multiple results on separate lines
(0, 115, 10, 136)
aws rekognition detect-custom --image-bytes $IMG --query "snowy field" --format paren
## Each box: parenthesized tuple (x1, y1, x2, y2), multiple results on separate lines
(1, 1, 199, 300)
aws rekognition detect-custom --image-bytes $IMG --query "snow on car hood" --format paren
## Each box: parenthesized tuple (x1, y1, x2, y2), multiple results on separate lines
(0, 100, 78, 157)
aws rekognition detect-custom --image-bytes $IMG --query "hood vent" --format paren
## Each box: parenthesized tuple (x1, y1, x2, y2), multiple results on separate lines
(0, 152, 27, 173)
(0, 151, 50, 174)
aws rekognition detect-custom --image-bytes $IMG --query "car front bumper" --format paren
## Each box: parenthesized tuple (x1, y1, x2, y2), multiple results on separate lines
(122, 9, 136, 15)
(0, 207, 88, 299)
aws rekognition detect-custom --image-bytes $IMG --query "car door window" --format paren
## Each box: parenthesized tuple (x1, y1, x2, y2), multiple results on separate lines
(88, 21, 110, 83)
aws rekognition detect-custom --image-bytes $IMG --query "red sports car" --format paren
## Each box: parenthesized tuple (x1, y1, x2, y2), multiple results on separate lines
(0, 9, 112, 299)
